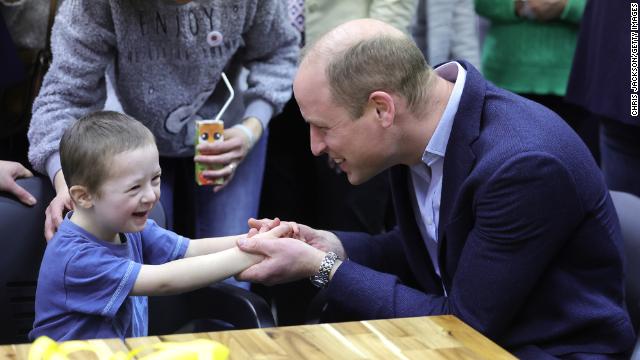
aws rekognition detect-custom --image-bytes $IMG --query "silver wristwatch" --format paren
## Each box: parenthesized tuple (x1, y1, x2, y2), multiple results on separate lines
(310, 252, 338, 288)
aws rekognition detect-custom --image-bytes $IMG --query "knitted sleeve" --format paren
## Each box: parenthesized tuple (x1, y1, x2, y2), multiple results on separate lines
(236, 0, 300, 129)
(27, 0, 114, 179)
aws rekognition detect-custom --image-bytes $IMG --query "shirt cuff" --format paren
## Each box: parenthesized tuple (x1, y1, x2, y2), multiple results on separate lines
(45, 152, 62, 184)
(243, 99, 274, 129)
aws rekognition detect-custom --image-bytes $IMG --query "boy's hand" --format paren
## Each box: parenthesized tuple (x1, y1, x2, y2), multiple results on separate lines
(247, 217, 301, 240)
(250, 222, 297, 240)
(247, 217, 280, 235)
(248, 217, 346, 259)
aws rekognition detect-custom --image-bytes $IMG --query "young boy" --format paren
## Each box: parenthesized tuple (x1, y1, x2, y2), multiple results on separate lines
(29, 111, 290, 341)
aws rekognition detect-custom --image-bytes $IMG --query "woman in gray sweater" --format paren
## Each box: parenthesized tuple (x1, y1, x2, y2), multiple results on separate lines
(28, 0, 299, 256)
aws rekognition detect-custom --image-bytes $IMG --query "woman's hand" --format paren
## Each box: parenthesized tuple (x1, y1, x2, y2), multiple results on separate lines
(194, 117, 262, 192)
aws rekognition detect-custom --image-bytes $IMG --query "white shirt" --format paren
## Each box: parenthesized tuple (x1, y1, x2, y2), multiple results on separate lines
(409, 61, 467, 278)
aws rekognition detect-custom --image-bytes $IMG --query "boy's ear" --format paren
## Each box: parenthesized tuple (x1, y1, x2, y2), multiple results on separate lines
(68, 185, 93, 209)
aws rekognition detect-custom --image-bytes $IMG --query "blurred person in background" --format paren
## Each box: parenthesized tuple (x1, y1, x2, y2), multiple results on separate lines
(566, 0, 640, 197)
(474, 0, 597, 161)
(411, 0, 481, 69)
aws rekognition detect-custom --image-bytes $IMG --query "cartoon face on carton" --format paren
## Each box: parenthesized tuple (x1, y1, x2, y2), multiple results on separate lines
(195, 120, 224, 185)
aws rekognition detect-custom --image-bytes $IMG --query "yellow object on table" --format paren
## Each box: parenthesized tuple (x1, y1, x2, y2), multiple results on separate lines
(1, 316, 515, 359)
(28, 336, 229, 360)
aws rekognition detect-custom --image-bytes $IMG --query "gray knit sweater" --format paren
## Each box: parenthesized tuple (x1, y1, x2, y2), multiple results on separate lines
(28, 0, 299, 179)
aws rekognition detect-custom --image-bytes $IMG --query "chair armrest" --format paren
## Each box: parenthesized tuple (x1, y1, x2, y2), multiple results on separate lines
(186, 283, 275, 329)
(148, 283, 276, 335)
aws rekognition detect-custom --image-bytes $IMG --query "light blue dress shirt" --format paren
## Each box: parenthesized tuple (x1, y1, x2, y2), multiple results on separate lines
(409, 61, 467, 279)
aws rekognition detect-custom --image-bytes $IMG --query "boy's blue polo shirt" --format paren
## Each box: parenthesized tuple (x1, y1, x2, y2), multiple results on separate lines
(30, 214, 188, 341)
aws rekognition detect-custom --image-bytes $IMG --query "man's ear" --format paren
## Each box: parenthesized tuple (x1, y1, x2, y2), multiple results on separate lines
(368, 91, 395, 128)
(69, 185, 93, 209)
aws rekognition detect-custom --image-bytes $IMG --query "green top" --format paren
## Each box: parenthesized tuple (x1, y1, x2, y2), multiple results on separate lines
(475, 0, 586, 96)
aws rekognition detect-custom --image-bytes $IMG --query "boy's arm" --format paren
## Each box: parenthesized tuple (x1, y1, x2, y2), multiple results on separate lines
(133, 223, 295, 295)
(183, 223, 295, 258)
(131, 246, 261, 296)
(183, 235, 241, 258)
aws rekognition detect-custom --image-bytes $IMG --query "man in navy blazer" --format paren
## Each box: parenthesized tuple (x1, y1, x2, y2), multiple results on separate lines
(238, 19, 635, 358)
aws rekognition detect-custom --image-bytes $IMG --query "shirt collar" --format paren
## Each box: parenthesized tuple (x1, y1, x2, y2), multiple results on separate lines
(420, 61, 467, 167)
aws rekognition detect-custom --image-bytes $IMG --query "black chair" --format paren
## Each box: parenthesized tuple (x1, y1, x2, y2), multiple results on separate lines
(148, 284, 275, 335)
(0, 176, 274, 345)
(610, 190, 640, 359)
(0, 177, 54, 344)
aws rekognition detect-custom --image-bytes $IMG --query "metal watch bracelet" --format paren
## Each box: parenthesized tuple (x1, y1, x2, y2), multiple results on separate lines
(310, 251, 338, 288)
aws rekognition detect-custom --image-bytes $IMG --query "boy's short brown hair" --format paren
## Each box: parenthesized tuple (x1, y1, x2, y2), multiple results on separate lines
(60, 111, 156, 193)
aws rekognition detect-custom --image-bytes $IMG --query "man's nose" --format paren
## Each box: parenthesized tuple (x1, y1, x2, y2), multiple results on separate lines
(309, 126, 327, 156)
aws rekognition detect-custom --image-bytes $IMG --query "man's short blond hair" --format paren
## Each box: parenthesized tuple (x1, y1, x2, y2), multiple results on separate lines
(60, 111, 155, 193)
(323, 35, 434, 119)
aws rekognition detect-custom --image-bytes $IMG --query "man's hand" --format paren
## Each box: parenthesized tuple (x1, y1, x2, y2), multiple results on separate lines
(45, 171, 73, 241)
(526, 0, 568, 21)
(0, 160, 36, 206)
(247, 217, 346, 259)
(236, 236, 327, 285)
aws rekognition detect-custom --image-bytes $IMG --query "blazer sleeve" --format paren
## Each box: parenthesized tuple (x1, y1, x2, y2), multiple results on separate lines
(336, 227, 411, 278)
(327, 152, 584, 340)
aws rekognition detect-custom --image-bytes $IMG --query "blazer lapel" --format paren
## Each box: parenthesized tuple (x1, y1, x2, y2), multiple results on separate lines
(389, 165, 443, 294)
(388, 61, 485, 294)
(437, 61, 484, 285)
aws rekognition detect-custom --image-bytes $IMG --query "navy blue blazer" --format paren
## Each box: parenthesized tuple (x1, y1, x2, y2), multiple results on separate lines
(325, 61, 635, 358)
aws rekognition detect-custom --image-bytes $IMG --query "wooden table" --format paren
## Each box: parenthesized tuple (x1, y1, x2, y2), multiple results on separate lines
(0, 315, 515, 359)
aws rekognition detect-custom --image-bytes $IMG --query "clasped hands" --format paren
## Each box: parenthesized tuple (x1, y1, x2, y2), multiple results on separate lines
(235, 218, 346, 286)
(516, 0, 568, 21)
